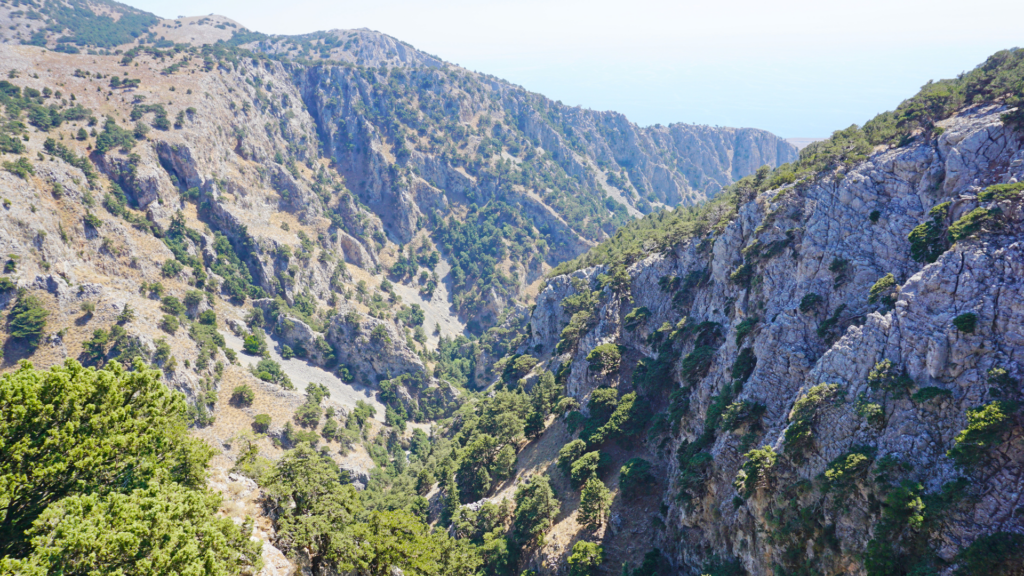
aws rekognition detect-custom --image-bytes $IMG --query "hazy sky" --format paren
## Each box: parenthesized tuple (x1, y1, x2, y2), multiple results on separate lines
(124, 0, 1023, 137)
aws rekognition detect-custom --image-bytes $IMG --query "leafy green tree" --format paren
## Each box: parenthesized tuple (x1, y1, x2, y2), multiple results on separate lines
(492, 444, 518, 481)
(231, 384, 255, 407)
(513, 475, 559, 546)
(0, 360, 215, 558)
(578, 476, 612, 528)
(570, 451, 601, 487)
(253, 413, 272, 433)
(441, 475, 461, 525)
(587, 387, 619, 421)
(947, 401, 1011, 467)
(586, 343, 622, 374)
(416, 468, 436, 495)
(344, 509, 445, 576)
(160, 314, 179, 334)
(567, 541, 604, 576)
(1, 478, 262, 576)
(8, 290, 48, 350)
(410, 428, 431, 461)
(558, 439, 587, 476)
(160, 295, 185, 316)
(263, 444, 361, 571)
(243, 329, 268, 356)
(619, 458, 654, 499)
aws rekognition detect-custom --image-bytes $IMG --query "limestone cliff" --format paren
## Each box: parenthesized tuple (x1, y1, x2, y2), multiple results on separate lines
(522, 103, 1024, 574)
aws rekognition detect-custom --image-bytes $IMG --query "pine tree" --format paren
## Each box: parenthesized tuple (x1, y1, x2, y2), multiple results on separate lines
(442, 476, 460, 525)
(578, 476, 612, 529)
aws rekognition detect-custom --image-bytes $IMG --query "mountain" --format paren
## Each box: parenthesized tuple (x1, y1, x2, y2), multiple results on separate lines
(510, 48, 1024, 573)
(0, 1, 797, 328)
(2, 1, 1022, 575)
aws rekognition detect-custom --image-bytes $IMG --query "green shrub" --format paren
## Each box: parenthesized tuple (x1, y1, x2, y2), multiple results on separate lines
(867, 359, 914, 396)
(623, 306, 651, 331)
(558, 439, 587, 476)
(252, 413, 271, 433)
(954, 532, 1024, 575)
(570, 451, 601, 487)
(947, 401, 1011, 468)
(816, 303, 848, 341)
(908, 201, 950, 263)
(912, 386, 952, 403)
(567, 541, 603, 576)
(628, 549, 668, 576)
(160, 295, 185, 316)
(720, 400, 766, 431)
(986, 367, 1017, 398)
(513, 474, 559, 546)
(83, 211, 102, 229)
(953, 312, 977, 333)
(734, 316, 758, 345)
(978, 181, 1024, 202)
(729, 264, 754, 289)
(588, 392, 641, 445)
(0, 276, 15, 292)
(243, 330, 268, 356)
(868, 274, 897, 306)
(785, 384, 842, 459)
(183, 290, 204, 309)
(8, 290, 48, 350)
(734, 445, 777, 497)
(254, 358, 292, 389)
(2, 157, 34, 179)
(619, 458, 654, 499)
(231, 385, 255, 407)
(578, 476, 612, 528)
(161, 259, 183, 277)
(799, 293, 823, 313)
(949, 207, 999, 243)
(160, 314, 179, 334)
(282, 421, 318, 446)
(321, 418, 338, 440)
(370, 323, 390, 344)
(293, 402, 323, 430)
(198, 310, 217, 326)
(822, 446, 875, 497)
(586, 343, 622, 374)
(731, 348, 757, 383)
(681, 345, 717, 385)
(587, 388, 619, 422)
(0, 359, 255, 566)
(509, 354, 539, 378)
(856, 394, 885, 428)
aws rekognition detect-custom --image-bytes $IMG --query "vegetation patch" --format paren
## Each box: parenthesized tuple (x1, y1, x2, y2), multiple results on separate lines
(948, 207, 1001, 243)
(953, 312, 978, 333)
(908, 201, 950, 263)
(868, 274, 898, 306)
(784, 384, 843, 460)
(947, 401, 1012, 468)
(734, 445, 777, 498)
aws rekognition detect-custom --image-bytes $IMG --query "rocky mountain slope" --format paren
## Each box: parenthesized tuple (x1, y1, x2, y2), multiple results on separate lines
(3, 2, 1022, 576)
(511, 57, 1024, 573)
(0, 0, 797, 323)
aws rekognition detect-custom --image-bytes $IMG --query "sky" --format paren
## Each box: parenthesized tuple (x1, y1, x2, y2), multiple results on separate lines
(123, 0, 1024, 138)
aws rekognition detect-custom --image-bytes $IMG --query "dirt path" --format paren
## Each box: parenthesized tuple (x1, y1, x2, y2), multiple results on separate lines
(221, 330, 386, 421)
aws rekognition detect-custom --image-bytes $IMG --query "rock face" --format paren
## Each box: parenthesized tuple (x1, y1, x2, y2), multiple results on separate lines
(523, 103, 1024, 574)
(291, 55, 798, 246)
(1, 21, 795, 328)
